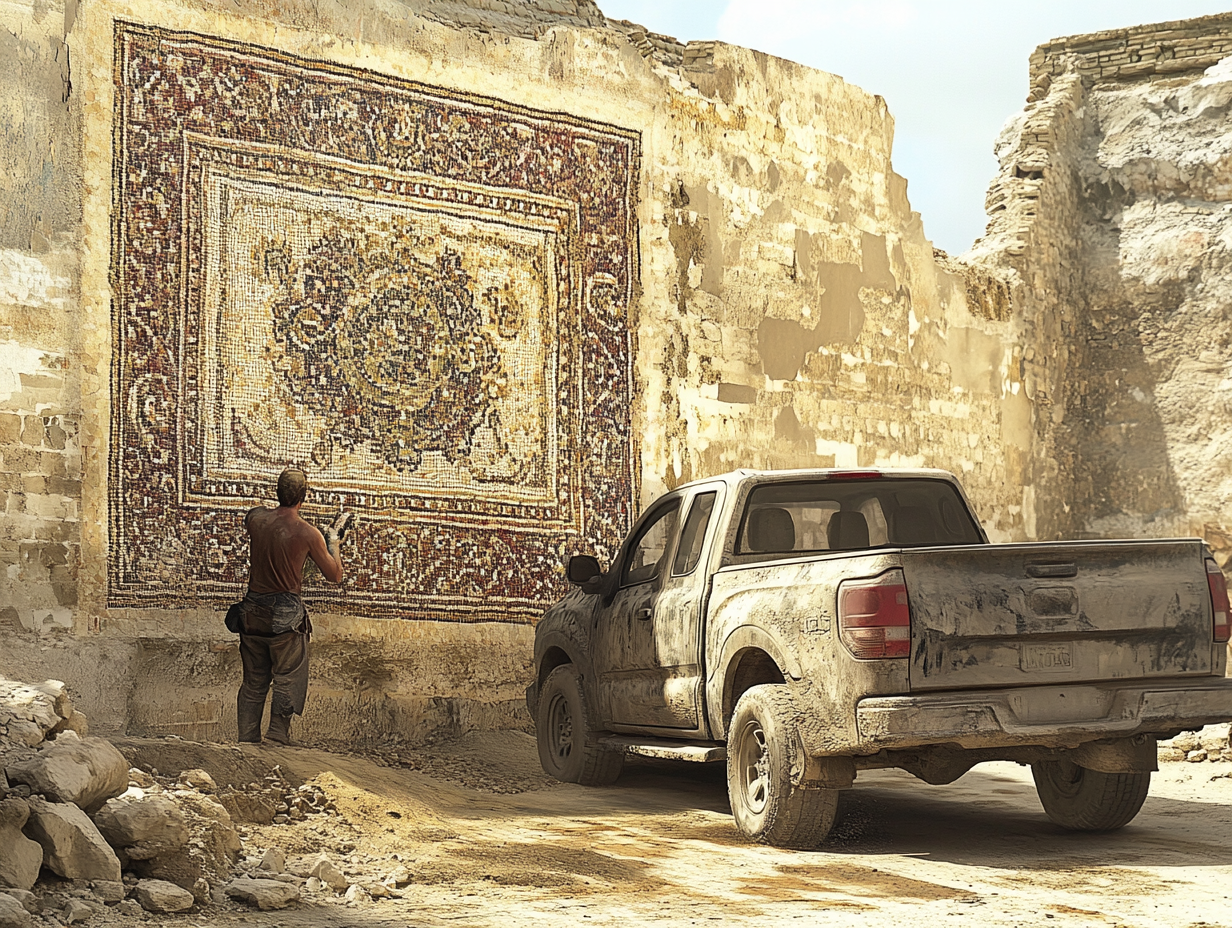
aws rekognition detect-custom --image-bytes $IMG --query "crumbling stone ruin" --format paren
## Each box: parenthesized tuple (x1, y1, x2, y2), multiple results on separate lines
(0, 1, 1230, 749)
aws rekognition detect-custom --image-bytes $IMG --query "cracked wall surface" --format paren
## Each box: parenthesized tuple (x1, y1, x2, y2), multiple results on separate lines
(970, 12, 1232, 566)
(4, 0, 1044, 745)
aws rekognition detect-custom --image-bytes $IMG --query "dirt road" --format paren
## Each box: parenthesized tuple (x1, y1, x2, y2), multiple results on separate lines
(92, 734, 1232, 928)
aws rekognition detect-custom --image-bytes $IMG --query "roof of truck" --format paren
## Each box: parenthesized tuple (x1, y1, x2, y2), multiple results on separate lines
(670, 467, 962, 493)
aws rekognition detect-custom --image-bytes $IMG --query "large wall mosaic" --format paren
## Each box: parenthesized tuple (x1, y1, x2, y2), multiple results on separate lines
(109, 23, 640, 620)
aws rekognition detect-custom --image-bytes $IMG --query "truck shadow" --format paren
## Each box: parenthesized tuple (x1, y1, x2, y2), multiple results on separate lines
(614, 760, 1232, 872)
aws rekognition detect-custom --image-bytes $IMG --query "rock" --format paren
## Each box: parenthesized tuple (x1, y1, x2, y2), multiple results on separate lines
(259, 847, 285, 873)
(0, 892, 34, 916)
(113, 900, 142, 917)
(92, 795, 188, 856)
(42, 730, 81, 749)
(61, 899, 99, 924)
(304, 877, 322, 893)
(90, 881, 125, 904)
(132, 879, 194, 914)
(179, 769, 215, 792)
(1168, 732, 1200, 753)
(223, 878, 300, 910)
(0, 800, 43, 891)
(1157, 746, 1186, 762)
(22, 798, 121, 882)
(215, 790, 275, 825)
(308, 856, 348, 892)
(343, 883, 368, 904)
(5, 722, 43, 749)
(0, 894, 32, 928)
(1187, 749, 1208, 762)
(6, 739, 128, 813)
(50, 713, 89, 741)
(126, 769, 153, 789)
(382, 865, 411, 887)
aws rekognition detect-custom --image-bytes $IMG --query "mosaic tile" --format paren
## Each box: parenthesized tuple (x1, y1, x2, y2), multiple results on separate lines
(109, 23, 640, 620)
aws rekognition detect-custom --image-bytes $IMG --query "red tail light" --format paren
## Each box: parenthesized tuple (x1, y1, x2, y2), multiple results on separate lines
(1207, 559, 1230, 643)
(838, 569, 911, 659)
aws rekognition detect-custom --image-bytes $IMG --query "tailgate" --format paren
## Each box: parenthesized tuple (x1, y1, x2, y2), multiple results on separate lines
(901, 540, 1213, 691)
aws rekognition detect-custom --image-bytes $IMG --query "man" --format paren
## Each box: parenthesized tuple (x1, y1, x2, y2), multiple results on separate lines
(235, 468, 350, 745)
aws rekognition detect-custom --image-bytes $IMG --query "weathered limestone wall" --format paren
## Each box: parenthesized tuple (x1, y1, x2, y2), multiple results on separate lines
(0, 0, 1035, 746)
(971, 13, 1232, 562)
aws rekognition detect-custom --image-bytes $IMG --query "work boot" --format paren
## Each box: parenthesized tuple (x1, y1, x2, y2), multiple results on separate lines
(237, 696, 264, 744)
(266, 713, 293, 746)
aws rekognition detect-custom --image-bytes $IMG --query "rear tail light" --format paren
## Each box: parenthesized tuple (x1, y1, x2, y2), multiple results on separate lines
(1207, 559, 1230, 643)
(838, 569, 911, 659)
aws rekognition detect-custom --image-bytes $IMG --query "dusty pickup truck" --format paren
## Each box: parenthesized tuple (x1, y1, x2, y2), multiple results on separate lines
(526, 468, 1232, 847)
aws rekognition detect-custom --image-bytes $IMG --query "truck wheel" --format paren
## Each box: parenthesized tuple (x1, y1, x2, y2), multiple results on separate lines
(726, 684, 838, 848)
(1031, 759, 1150, 831)
(536, 665, 623, 786)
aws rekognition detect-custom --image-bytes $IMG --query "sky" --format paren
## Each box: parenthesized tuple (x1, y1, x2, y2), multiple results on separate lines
(599, 1, 1232, 254)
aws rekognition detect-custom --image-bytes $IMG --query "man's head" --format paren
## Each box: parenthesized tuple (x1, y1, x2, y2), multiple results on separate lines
(276, 468, 308, 507)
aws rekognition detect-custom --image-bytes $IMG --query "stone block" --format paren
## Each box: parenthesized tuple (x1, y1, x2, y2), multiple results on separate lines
(6, 737, 128, 812)
(92, 794, 188, 855)
(0, 800, 43, 891)
(22, 797, 121, 882)
(132, 879, 194, 914)
(224, 878, 300, 910)
(90, 881, 125, 904)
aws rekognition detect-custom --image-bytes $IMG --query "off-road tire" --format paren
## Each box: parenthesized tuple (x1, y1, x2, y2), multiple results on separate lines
(535, 665, 623, 786)
(726, 684, 838, 848)
(1031, 759, 1150, 831)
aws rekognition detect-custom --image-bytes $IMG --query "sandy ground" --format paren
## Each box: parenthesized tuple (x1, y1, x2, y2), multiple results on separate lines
(87, 733, 1232, 928)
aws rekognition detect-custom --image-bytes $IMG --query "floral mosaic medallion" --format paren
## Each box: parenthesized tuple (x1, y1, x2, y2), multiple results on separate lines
(109, 24, 640, 619)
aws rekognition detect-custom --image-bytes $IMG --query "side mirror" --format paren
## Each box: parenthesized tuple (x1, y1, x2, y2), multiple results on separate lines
(567, 554, 602, 586)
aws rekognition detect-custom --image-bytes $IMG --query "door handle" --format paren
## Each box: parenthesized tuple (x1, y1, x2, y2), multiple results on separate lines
(636, 608, 653, 622)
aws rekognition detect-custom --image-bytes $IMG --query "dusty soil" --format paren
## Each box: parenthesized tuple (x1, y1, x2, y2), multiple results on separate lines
(81, 732, 1232, 928)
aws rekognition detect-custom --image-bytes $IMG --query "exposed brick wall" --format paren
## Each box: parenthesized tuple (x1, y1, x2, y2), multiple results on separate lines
(1029, 12, 1232, 92)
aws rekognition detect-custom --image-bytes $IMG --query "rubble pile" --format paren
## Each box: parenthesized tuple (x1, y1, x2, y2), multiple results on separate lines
(1158, 724, 1232, 763)
(0, 675, 359, 922)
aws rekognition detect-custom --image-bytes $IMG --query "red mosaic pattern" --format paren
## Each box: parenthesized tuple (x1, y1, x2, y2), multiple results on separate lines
(109, 23, 640, 620)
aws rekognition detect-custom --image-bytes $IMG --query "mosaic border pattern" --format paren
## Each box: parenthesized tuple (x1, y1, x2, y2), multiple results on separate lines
(109, 23, 640, 620)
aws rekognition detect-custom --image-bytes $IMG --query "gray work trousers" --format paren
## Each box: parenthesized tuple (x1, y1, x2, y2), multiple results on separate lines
(238, 629, 310, 720)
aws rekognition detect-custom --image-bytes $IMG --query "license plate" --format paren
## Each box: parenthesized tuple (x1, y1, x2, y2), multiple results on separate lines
(1021, 642, 1074, 673)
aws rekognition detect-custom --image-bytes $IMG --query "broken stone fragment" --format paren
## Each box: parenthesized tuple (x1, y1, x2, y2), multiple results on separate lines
(307, 855, 349, 892)
(90, 881, 125, 904)
(5, 722, 44, 749)
(178, 769, 216, 792)
(0, 891, 35, 916)
(113, 899, 142, 917)
(0, 893, 32, 928)
(259, 847, 285, 873)
(132, 879, 195, 914)
(60, 898, 100, 924)
(6, 738, 128, 812)
(0, 799, 43, 892)
(92, 794, 189, 856)
(22, 797, 122, 882)
(223, 878, 300, 910)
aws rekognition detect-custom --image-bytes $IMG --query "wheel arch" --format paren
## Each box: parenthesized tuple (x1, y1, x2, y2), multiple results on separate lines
(709, 626, 801, 740)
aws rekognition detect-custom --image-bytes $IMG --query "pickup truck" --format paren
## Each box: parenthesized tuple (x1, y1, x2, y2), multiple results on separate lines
(526, 468, 1232, 847)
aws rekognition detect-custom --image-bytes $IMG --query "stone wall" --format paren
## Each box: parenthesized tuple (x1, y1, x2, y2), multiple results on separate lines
(0, 0, 1037, 746)
(972, 16, 1232, 562)
(1029, 12, 1232, 87)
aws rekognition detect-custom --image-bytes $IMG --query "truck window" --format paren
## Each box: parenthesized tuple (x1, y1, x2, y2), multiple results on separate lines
(672, 491, 717, 576)
(736, 478, 982, 556)
(622, 499, 682, 586)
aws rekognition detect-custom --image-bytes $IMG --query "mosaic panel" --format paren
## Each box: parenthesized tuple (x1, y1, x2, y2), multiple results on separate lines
(109, 23, 640, 620)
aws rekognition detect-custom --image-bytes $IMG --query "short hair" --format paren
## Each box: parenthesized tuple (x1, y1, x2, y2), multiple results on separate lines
(276, 468, 308, 507)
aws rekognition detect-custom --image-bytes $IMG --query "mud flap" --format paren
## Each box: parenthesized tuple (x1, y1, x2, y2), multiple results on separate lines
(794, 754, 855, 790)
(1070, 735, 1158, 773)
